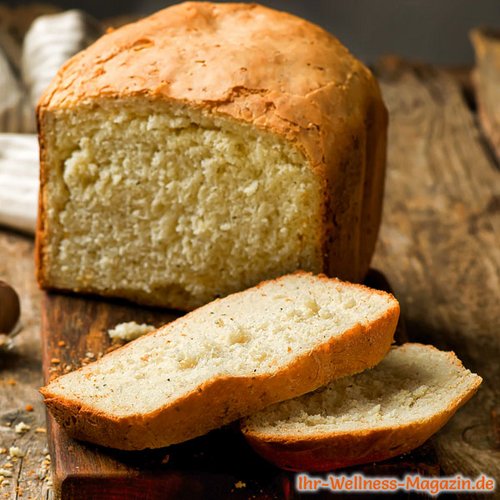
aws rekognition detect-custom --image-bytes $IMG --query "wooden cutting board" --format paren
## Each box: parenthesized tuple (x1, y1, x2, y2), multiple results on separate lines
(41, 270, 440, 500)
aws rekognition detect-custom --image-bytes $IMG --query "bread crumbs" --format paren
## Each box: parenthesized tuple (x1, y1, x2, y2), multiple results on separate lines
(9, 446, 24, 458)
(14, 422, 31, 434)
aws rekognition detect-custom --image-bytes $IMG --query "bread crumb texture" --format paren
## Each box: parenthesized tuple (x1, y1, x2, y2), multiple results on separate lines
(14, 422, 30, 434)
(43, 103, 322, 308)
(243, 344, 481, 436)
(108, 321, 156, 342)
(8, 447, 24, 458)
(43, 274, 395, 418)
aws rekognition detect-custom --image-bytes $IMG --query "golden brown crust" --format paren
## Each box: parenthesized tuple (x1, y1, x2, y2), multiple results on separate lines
(241, 344, 482, 472)
(35, 2, 387, 304)
(34, 110, 47, 289)
(40, 272, 400, 450)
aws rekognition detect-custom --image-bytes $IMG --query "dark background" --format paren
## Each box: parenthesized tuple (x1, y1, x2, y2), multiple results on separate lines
(5, 0, 500, 64)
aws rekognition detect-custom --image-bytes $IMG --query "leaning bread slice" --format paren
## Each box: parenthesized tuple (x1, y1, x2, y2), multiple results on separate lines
(241, 343, 481, 471)
(41, 272, 399, 450)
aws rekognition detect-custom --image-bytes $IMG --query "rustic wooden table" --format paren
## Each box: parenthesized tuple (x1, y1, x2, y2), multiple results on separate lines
(0, 61, 499, 499)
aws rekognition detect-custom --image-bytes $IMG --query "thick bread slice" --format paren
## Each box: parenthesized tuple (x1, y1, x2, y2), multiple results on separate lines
(40, 272, 399, 450)
(241, 343, 482, 471)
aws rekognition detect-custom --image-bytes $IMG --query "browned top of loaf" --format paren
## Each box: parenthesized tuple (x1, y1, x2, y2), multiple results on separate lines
(38, 1, 380, 166)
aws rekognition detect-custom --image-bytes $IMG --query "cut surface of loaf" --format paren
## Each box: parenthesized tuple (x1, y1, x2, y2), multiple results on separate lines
(41, 273, 399, 450)
(36, 2, 388, 310)
(242, 343, 482, 471)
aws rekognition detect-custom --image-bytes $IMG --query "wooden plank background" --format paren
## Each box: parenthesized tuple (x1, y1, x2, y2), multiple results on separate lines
(0, 60, 499, 499)
(373, 59, 500, 484)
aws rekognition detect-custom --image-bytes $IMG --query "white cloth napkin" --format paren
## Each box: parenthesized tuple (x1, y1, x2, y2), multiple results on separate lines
(0, 8, 103, 234)
(22, 10, 102, 107)
(0, 133, 38, 233)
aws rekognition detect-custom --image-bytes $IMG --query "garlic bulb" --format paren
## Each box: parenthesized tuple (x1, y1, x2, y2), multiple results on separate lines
(0, 280, 21, 350)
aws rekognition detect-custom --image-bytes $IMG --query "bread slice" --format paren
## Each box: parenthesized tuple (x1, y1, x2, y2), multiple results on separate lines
(241, 343, 482, 471)
(36, 2, 388, 310)
(40, 272, 399, 450)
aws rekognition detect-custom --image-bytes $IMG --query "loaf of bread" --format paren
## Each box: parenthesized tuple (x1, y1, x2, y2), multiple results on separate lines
(241, 343, 481, 471)
(40, 273, 399, 450)
(36, 2, 388, 310)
